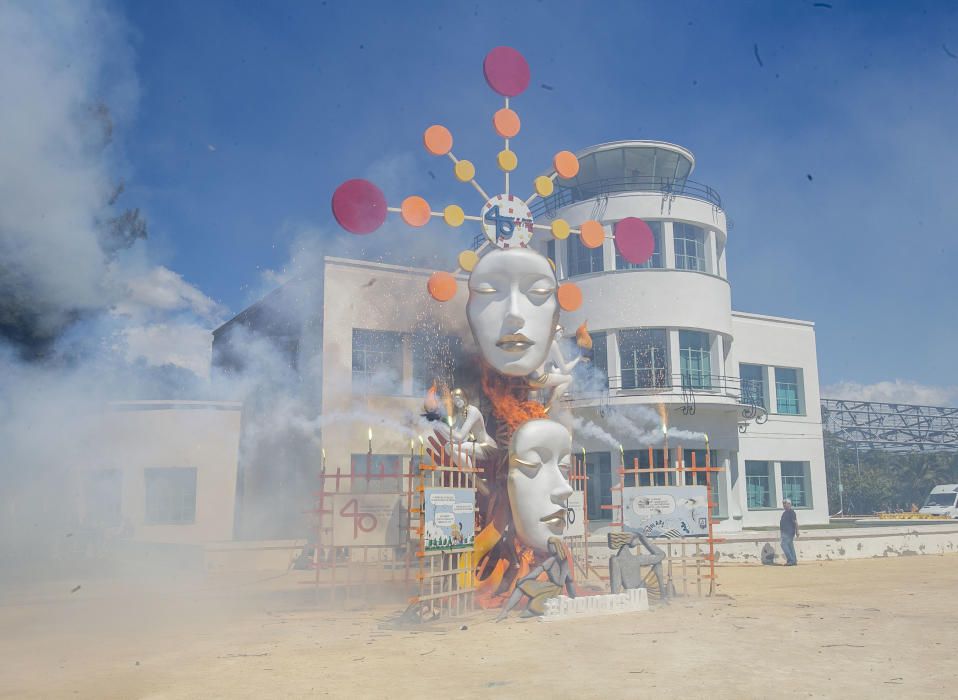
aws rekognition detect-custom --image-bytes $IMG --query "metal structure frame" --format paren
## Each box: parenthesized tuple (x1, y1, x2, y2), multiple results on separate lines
(821, 398, 958, 451)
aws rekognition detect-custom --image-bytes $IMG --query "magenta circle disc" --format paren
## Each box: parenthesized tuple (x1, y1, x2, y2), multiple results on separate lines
(483, 46, 530, 97)
(331, 179, 387, 234)
(614, 217, 655, 265)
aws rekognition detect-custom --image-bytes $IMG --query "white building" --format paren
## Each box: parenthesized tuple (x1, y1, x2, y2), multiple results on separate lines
(213, 140, 828, 538)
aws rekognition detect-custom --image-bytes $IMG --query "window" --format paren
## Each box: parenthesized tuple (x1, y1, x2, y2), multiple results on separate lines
(679, 330, 712, 389)
(145, 467, 196, 524)
(411, 333, 460, 395)
(674, 223, 708, 272)
(352, 329, 403, 395)
(745, 461, 772, 509)
(351, 454, 404, 493)
(775, 367, 802, 415)
(584, 452, 612, 520)
(740, 364, 766, 409)
(622, 448, 668, 486)
(781, 462, 810, 507)
(619, 328, 670, 390)
(567, 235, 603, 276)
(616, 221, 663, 269)
(574, 331, 607, 392)
(83, 469, 122, 527)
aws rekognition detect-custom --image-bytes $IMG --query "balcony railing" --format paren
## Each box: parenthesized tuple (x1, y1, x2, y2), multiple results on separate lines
(566, 372, 768, 425)
(531, 175, 722, 219)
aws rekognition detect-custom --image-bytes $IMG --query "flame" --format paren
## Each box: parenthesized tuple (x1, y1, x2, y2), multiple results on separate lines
(657, 403, 668, 435)
(424, 382, 439, 412)
(480, 366, 548, 434)
(575, 321, 592, 350)
(368, 427, 373, 441)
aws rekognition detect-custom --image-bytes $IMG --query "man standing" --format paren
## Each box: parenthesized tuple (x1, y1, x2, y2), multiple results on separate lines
(780, 498, 799, 566)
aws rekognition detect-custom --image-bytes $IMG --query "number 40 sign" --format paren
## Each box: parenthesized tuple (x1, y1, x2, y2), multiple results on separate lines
(331, 494, 404, 546)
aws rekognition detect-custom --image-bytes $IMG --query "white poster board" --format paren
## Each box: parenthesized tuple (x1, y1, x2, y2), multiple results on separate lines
(423, 488, 475, 553)
(622, 486, 709, 538)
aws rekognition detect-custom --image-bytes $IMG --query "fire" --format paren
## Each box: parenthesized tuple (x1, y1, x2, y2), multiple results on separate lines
(424, 382, 439, 412)
(575, 321, 592, 350)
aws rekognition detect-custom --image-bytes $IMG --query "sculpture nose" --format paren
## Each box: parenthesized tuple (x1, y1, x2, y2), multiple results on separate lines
(552, 479, 573, 503)
(504, 287, 524, 327)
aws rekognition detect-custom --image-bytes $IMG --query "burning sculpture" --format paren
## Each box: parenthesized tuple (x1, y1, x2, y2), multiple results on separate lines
(331, 46, 655, 616)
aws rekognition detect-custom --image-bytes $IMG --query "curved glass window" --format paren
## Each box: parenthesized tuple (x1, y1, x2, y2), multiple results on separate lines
(615, 221, 663, 270)
(619, 328, 670, 389)
(674, 223, 708, 272)
(567, 237, 603, 276)
(679, 330, 712, 389)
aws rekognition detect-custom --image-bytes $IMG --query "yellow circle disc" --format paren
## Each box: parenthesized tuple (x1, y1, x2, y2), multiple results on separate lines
(454, 159, 475, 182)
(443, 204, 465, 227)
(534, 176, 554, 197)
(497, 149, 518, 172)
(551, 219, 571, 240)
(458, 249, 479, 271)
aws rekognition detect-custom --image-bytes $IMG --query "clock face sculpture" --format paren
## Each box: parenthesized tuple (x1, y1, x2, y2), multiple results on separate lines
(480, 194, 534, 248)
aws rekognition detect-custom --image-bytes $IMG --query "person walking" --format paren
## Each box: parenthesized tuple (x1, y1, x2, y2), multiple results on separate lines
(780, 498, 799, 566)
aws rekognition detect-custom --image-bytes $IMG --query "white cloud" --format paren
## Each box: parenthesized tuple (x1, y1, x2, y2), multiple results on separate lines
(822, 380, 958, 407)
(121, 322, 214, 378)
(115, 265, 223, 321)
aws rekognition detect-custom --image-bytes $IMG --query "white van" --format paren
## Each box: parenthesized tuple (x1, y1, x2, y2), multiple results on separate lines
(918, 484, 958, 518)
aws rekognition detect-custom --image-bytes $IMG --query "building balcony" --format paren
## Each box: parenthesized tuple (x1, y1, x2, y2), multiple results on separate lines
(531, 175, 722, 220)
(566, 372, 768, 426)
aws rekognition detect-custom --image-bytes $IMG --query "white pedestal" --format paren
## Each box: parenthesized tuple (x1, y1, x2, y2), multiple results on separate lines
(539, 587, 649, 622)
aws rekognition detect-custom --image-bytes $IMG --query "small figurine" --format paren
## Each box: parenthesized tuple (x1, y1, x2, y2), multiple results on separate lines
(528, 325, 586, 408)
(430, 387, 497, 469)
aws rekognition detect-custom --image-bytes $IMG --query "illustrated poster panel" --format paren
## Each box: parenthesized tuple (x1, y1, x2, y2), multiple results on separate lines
(424, 488, 475, 553)
(622, 486, 709, 538)
(331, 493, 404, 546)
(564, 491, 585, 538)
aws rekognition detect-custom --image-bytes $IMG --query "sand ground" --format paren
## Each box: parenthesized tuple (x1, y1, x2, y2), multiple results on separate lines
(1, 555, 955, 699)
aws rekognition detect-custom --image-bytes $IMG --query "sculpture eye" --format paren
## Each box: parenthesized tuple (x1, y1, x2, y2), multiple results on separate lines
(471, 284, 498, 294)
(511, 455, 541, 471)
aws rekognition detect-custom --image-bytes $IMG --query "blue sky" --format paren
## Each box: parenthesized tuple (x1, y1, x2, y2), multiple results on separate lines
(117, 0, 958, 400)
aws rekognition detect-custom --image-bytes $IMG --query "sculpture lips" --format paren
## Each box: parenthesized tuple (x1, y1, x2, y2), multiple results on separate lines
(496, 333, 533, 352)
(540, 508, 566, 526)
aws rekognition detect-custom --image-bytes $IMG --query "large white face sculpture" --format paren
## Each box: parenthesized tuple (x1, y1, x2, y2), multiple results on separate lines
(466, 248, 558, 377)
(507, 419, 574, 553)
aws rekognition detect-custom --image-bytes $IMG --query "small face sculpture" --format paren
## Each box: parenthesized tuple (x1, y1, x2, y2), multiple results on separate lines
(507, 419, 575, 553)
(466, 248, 558, 377)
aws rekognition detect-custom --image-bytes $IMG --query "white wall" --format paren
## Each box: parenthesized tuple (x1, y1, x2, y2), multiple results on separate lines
(320, 257, 473, 482)
(732, 313, 828, 526)
(83, 402, 242, 545)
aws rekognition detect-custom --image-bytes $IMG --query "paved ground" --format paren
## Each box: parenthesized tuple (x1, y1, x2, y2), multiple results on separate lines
(1, 554, 955, 698)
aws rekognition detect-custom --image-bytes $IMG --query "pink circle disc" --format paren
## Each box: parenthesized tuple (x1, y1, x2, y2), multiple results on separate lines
(331, 179, 387, 234)
(483, 47, 530, 97)
(614, 217, 655, 265)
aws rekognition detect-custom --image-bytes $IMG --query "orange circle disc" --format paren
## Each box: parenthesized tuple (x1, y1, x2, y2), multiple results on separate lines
(492, 108, 521, 138)
(580, 220, 604, 248)
(427, 271, 457, 302)
(554, 150, 580, 179)
(557, 282, 583, 312)
(423, 125, 453, 156)
(400, 196, 431, 227)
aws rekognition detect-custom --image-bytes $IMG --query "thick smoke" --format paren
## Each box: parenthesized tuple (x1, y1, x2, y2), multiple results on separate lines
(0, 2, 243, 576)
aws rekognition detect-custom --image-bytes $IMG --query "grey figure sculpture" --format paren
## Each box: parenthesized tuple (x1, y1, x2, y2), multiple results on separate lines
(496, 536, 575, 620)
(608, 531, 669, 600)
